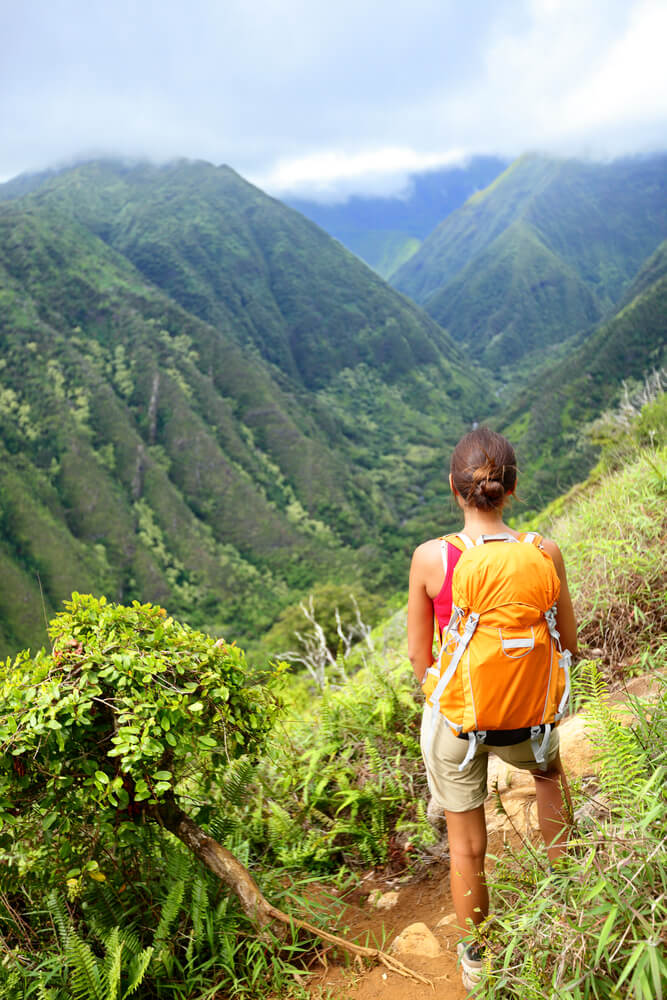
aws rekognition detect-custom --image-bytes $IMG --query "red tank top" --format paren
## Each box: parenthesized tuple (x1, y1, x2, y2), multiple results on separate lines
(432, 540, 463, 635)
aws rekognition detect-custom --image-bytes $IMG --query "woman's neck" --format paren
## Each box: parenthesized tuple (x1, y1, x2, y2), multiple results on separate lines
(460, 507, 511, 541)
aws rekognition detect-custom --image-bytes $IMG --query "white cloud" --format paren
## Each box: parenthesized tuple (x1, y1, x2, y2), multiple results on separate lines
(561, 0, 667, 134)
(252, 147, 470, 200)
(1, 0, 664, 195)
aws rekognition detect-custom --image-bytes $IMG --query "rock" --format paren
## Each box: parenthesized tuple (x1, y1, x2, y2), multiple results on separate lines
(486, 787, 539, 837)
(369, 890, 400, 910)
(391, 922, 441, 958)
(558, 714, 597, 778)
(427, 797, 447, 836)
(436, 912, 460, 929)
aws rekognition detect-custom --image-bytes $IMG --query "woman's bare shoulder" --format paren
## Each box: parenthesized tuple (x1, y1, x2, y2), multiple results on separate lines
(411, 537, 444, 565)
(540, 536, 565, 570)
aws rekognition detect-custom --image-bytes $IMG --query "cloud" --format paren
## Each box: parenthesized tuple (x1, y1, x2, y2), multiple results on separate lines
(251, 147, 470, 201)
(1, 0, 665, 194)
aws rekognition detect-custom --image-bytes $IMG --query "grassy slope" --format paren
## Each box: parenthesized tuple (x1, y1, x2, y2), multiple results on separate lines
(392, 154, 667, 366)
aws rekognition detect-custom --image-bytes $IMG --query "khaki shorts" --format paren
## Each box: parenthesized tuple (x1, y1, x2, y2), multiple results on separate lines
(420, 703, 560, 814)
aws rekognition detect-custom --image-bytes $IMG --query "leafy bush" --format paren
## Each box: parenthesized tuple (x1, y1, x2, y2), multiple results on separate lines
(0, 594, 290, 997)
(204, 610, 436, 872)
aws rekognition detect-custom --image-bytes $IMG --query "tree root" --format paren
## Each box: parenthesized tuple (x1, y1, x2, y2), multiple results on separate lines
(264, 902, 432, 984)
(156, 799, 432, 986)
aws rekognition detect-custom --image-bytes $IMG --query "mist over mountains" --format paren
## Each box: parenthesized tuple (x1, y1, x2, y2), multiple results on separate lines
(285, 156, 508, 278)
(0, 152, 665, 656)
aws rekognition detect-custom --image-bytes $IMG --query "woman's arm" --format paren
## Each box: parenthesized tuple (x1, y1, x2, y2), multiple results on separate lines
(407, 544, 436, 683)
(542, 538, 578, 655)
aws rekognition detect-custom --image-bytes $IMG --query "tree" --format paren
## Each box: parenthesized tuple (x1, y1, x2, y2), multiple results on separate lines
(0, 594, 426, 983)
(0, 594, 283, 928)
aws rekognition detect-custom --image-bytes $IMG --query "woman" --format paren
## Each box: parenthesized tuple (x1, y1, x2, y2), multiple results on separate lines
(407, 427, 577, 989)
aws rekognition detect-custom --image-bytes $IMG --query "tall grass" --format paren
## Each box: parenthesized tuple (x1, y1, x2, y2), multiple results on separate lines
(539, 445, 666, 674)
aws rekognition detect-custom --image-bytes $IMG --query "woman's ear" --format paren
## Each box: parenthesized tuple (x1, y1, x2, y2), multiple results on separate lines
(448, 472, 456, 496)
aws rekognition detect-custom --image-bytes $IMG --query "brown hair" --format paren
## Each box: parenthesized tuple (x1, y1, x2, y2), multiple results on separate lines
(450, 427, 517, 511)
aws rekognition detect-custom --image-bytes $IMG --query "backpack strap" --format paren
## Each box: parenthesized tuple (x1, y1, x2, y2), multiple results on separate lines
(531, 723, 552, 770)
(475, 532, 519, 545)
(522, 531, 541, 545)
(439, 537, 449, 574)
(457, 532, 474, 549)
(459, 731, 487, 771)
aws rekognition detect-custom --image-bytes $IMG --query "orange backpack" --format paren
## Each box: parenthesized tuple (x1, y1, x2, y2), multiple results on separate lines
(422, 531, 572, 770)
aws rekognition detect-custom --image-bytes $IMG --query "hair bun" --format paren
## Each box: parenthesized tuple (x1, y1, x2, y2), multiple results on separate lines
(478, 479, 504, 501)
(450, 427, 517, 512)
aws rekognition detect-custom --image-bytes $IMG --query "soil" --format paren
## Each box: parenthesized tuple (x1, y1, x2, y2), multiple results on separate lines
(301, 831, 512, 1000)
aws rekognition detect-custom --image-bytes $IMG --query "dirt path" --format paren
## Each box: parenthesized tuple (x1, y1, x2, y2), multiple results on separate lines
(305, 834, 513, 1000)
(302, 673, 661, 998)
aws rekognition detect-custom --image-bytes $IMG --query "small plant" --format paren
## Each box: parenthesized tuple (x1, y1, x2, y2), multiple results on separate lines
(482, 661, 667, 999)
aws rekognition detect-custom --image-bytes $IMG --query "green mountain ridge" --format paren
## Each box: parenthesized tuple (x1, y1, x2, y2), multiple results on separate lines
(393, 153, 667, 367)
(0, 161, 489, 656)
(17, 161, 459, 390)
(500, 238, 667, 510)
(284, 156, 508, 278)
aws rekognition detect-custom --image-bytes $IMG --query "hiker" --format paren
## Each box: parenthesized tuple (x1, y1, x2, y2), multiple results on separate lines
(407, 427, 577, 990)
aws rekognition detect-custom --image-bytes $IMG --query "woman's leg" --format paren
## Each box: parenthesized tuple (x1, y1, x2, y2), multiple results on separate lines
(532, 752, 573, 862)
(445, 804, 489, 932)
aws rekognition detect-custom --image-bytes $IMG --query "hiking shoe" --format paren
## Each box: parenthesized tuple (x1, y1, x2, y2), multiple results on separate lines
(457, 941, 484, 991)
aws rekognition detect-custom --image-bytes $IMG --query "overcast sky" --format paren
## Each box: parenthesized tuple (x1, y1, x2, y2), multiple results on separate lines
(2, 0, 666, 200)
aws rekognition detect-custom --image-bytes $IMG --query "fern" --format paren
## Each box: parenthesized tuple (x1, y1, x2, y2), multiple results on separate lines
(218, 755, 258, 807)
(102, 928, 122, 1000)
(121, 948, 153, 999)
(578, 659, 652, 809)
(152, 879, 185, 964)
(189, 875, 208, 946)
(65, 934, 105, 1000)
(47, 892, 71, 950)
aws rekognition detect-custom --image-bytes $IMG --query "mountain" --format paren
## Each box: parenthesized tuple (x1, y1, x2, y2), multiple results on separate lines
(284, 157, 508, 278)
(499, 239, 667, 512)
(0, 160, 489, 656)
(392, 154, 667, 370)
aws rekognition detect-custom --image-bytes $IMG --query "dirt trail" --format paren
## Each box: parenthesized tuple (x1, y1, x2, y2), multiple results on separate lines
(303, 673, 659, 999)
(305, 839, 507, 1000)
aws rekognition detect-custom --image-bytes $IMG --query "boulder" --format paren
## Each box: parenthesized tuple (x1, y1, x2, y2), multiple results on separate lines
(391, 922, 442, 957)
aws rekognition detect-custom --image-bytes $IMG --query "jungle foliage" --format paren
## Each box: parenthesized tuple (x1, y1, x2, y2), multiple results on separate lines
(0, 160, 485, 657)
(0, 410, 665, 998)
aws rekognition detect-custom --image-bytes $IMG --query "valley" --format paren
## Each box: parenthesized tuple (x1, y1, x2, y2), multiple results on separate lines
(0, 152, 665, 658)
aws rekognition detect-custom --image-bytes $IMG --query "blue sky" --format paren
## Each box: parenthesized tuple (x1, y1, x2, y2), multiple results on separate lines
(2, 0, 666, 199)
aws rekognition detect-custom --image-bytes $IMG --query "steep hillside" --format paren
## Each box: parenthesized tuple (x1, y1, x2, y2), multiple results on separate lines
(500, 240, 667, 512)
(14, 161, 457, 391)
(285, 157, 507, 278)
(0, 161, 490, 656)
(393, 154, 667, 368)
